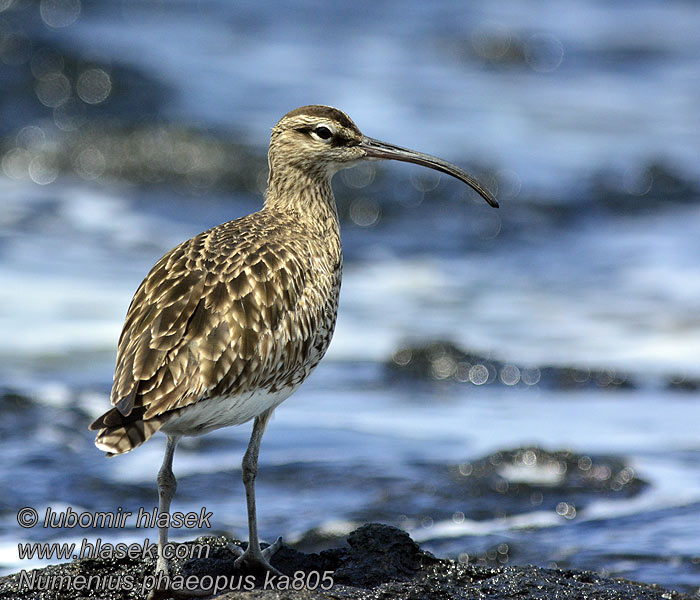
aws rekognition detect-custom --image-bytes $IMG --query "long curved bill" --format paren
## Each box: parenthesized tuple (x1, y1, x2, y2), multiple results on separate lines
(360, 136, 498, 208)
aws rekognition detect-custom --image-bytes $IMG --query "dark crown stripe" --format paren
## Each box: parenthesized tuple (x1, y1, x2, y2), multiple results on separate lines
(283, 105, 359, 133)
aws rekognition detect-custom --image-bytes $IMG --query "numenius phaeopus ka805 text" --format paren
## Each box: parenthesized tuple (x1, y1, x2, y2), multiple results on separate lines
(90, 105, 498, 579)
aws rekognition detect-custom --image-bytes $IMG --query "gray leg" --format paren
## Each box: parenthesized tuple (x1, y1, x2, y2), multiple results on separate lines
(148, 434, 223, 599)
(229, 409, 282, 574)
(156, 434, 180, 575)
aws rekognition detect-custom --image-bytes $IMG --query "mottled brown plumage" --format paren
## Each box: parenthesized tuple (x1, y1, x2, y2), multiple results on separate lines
(91, 209, 340, 455)
(90, 105, 497, 581)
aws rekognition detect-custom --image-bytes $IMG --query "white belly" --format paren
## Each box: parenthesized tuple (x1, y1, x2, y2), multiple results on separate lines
(162, 385, 298, 437)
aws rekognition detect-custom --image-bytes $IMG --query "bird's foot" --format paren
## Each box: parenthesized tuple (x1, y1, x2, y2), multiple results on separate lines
(228, 537, 284, 576)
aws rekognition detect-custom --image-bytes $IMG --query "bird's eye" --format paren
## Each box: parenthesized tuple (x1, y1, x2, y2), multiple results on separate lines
(314, 126, 333, 140)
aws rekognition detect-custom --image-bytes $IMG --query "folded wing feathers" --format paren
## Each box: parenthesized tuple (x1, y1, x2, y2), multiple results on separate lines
(96, 215, 324, 456)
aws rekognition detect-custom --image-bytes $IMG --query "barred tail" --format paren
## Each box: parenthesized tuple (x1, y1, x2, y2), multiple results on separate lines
(89, 407, 170, 457)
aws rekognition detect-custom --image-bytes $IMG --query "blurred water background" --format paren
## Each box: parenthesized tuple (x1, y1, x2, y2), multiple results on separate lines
(1, 0, 699, 594)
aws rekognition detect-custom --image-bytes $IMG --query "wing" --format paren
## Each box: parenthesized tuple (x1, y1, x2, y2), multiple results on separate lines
(101, 215, 324, 425)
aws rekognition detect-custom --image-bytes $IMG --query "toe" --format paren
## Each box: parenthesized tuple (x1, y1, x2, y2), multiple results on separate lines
(227, 541, 245, 558)
(262, 536, 283, 560)
(233, 550, 282, 577)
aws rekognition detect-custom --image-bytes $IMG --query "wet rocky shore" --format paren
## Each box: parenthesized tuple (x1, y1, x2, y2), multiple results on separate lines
(0, 524, 692, 600)
(2, 3, 700, 598)
(2, 351, 696, 597)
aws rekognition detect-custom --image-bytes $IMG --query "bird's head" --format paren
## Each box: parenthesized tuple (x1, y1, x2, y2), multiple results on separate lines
(268, 105, 498, 208)
(269, 105, 367, 178)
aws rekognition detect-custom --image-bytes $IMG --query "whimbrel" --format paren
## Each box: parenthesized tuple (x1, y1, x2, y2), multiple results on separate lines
(90, 105, 497, 580)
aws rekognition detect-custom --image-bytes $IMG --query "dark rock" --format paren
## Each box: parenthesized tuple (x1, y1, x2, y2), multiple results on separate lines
(386, 340, 637, 390)
(286, 524, 352, 555)
(333, 524, 434, 588)
(537, 366, 633, 390)
(0, 4, 266, 194)
(0, 389, 32, 411)
(666, 375, 700, 392)
(347, 446, 646, 528)
(591, 161, 700, 215)
(455, 446, 647, 505)
(0, 524, 690, 600)
(0, 121, 267, 195)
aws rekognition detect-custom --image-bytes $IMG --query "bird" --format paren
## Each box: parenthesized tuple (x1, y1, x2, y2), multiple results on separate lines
(90, 105, 498, 581)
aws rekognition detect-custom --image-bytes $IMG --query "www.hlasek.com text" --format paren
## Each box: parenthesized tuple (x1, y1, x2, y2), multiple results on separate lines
(17, 537, 207, 562)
